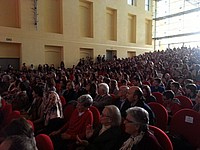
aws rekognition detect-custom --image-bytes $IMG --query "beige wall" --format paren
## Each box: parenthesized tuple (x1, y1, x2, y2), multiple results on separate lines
(0, 0, 153, 69)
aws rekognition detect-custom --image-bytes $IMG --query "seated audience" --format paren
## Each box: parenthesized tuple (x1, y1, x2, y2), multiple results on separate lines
(120, 107, 162, 150)
(170, 82, 183, 96)
(49, 94, 93, 150)
(93, 83, 112, 113)
(151, 78, 165, 93)
(114, 86, 131, 118)
(126, 86, 155, 125)
(77, 105, 123, 150)
(163, 90, 181, 116)
(142, 85, 156, 103)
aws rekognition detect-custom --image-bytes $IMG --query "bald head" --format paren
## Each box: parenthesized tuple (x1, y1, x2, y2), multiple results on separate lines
(126, 86, 143, 103)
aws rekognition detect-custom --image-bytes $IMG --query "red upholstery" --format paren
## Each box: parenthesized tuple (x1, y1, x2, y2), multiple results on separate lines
(170, 109, 200, 148)
(36, 134, 54, 150)
(5, 110, 21, 124)
(149, 125, 173, 150)
(152, 92, 164, 104)
(175, 96, 193, 109)
(90, 106, 100, 128)
(60, 96, 66, 107)
(148, 102, 168, 131)
(63, 104, 75, 123)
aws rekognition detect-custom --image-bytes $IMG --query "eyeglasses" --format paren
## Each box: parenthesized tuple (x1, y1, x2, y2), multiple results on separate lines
(124, 118, 138, 124)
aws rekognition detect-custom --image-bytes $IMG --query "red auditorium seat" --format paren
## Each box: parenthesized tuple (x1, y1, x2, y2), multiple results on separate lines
(63, 104, 76, 123)
(175, 95, 193, 109)
(36, 134, 54, 150)
(149, 125, 173, 150)
(90, 105, 100, 128)
(148, 102, 168, 131)
(169, 108, 200, 149)
(152, 92, 164, 104)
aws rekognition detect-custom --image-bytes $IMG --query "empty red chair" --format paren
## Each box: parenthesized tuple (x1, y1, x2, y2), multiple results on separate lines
(149, 125, 173, 150)
(148, 102, 168, 131)
(90, 105, 100, 128)
(152, 92, 164, 104)
(169, 108, 200, 148)
(175, 95, 193, 109)
(36, 134, 54, 150)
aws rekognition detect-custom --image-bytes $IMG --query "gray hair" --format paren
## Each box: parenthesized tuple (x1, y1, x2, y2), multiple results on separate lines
(77, 94, 93, 108)
(126, 107, 149, 132)
(104, 105, 121, 126)
(98, 83, 109, 94)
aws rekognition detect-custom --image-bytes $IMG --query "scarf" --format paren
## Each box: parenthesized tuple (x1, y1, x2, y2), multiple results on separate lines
(119, 132, 145, 150)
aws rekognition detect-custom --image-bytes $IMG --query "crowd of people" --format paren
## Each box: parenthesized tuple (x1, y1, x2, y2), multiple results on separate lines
(0, 46, 200, 149)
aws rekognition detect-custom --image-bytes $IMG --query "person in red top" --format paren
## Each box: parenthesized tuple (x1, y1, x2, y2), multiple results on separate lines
(50, 94, 93, 150)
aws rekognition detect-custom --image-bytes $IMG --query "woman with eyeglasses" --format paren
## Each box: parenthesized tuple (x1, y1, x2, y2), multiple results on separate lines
(76, 105, 124, 150)
(120, 107, 162, 150)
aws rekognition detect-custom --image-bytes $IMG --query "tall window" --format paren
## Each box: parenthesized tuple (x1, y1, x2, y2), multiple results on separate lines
(127, 0, 136, 6)
(145, 0, 150, 11)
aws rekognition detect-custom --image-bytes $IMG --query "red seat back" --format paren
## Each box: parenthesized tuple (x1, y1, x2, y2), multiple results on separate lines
(170, 109, 200, 148)
(149, 125, 173, 150)
(152, 92, 164, 104)
(90, 106, 100, 128)
(175, 96, 193, 109)
(36, 134, 54, 150)
(148, 102, 168, 131)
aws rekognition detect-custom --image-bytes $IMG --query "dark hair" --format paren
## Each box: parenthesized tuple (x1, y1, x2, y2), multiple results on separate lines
(134, 88, 143, 99)
(1, 117, 34, 139)
(142, 85, 151, 96)
(185, 83, 197, 93)
(32, 85, 44, 97)
(2, 135, 37, 150)
(163, 90, 175, 100)
(171, 82, 180, 89)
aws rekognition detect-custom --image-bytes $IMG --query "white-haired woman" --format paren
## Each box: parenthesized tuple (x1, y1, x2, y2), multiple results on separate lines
(120, 107, 162, 150)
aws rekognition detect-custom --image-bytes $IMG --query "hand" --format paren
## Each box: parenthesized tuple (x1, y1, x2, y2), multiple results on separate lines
(76, 135, 89, 146)
(86, 124, 94, 139)
(61, 133, 71, 140)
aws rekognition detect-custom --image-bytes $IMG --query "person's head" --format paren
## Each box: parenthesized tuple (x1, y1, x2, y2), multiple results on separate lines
(195, 90, 200, 104)
(170, 82, 180, 92)
(110, 79, 118, 88)
(98, 83, 109, 95)
(142, 85, 152, 97)
(118, 86, 129, 99)
(77, 94, 93, 112)
(153, 78, 162, 87)
(12, 92, 29, 111)
(66, 80, 75, 90)
(126, 86, 143, 104)
(124, 107, 149, 136)
(163, 90, 175, 101)
(132, 76, 141, 86)
(0, 135, 37, 150)
(185, 83, 197, 96)
(32, 85, 44, 98)
(100, 105, 121, 127)
(1, 117, 34, 139)
(121, 79, 127, 86)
